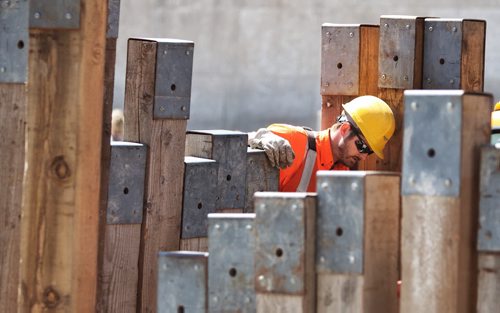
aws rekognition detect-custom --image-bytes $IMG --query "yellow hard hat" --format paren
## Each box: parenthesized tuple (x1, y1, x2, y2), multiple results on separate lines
(343, 95, 395, 159)
(492, 102, 500, 129)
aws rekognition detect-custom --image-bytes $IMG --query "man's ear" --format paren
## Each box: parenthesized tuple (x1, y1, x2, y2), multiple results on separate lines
(339, 123, 351, 136)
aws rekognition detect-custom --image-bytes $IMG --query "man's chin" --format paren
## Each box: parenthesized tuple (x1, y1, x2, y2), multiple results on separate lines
(339, 159, 359, 169)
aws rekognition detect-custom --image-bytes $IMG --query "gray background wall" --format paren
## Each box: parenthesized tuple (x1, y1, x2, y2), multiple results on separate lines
(115, 0, 499, 132)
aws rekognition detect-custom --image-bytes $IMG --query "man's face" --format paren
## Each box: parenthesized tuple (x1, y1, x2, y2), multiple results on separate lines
(337, 128, 371, 168)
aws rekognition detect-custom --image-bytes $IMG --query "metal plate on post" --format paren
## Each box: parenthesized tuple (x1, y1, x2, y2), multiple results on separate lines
(254, 193, 308, 294)
(477, 147, 500, 252)
(379, 16, 420, 89)
(423, 19, 462, 89)
(321, 24, 360, 95)
(0, 0, 28, 83)
(29, 0, 80, 29)
(316, 171, 365, 273)
(107, 142, 147, 224)
(158, 251, 208, 313)
(208, 213, 256, 312)
(181, 157, 218, 238)
(106, 0, 120, 39)
(402, 90, 463, 197)
(245, 148, 279, 213)
(153, 39, 194, 120)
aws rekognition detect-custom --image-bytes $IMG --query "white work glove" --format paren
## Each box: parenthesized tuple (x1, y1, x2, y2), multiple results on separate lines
(248, 128, 295, 168)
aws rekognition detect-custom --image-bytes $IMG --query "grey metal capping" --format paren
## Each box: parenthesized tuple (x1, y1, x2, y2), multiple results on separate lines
(208, 213, 256, 312)
(378, 16, 420, 89)
(181, 156, 218, 238)
(153, 39, 194, 120)
(106, 0, 120, 38)
(321, 24, 360, 95)
(107, 142, 147, 224)
(187, 130, 248, 210)
(254, 192, 309, 294)
(157, 251, 208, 313)
(316, 171, 365, 274)
(0, 0, 28, 83)
(423, 19, 462, 89)
(245, 148, 279, 213)
(477, 146, 500, 252)
(402, 90, 463, 197)
(29, 0, 80, 29)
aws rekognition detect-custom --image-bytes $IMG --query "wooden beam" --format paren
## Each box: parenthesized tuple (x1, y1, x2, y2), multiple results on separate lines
(123, 38, 193, 313)
(316, 172, 400, 312)
(400, 91, 492, 313)
(19, 0, 108, 310)
(0, 84, 26, 312)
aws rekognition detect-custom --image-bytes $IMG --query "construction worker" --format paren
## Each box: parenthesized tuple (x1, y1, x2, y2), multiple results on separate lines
(248, 95, 395, 192)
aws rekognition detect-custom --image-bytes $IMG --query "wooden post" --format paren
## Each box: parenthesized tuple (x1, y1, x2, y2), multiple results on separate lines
(320, 23, 379, 170)
(423, 18, 485, 92)
(97, 0, 121, 311)
(208, 213, 256, 312)
(254, 192, 316, 313)
(245, 148, 279, 213)
(476, 146, 500, 312)
(99, 142, 147, 312)
(123, 37, 194, 312)
(19, 0, 107, 311)
(316, 171, 400, 312)
(0, 2, 28, 312)
(157, 251, 208, 313)
(377, 15, 425, 172)
(400, 91, 492, 313)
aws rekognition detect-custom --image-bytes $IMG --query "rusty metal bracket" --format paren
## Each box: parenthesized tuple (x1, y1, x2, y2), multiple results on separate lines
(30, 0, 80, 29)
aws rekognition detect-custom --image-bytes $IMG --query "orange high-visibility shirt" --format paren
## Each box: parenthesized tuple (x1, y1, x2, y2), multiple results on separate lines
(268, 124, 349, 192)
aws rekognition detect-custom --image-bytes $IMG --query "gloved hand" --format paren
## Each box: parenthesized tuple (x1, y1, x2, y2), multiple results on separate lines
(248, 128, 295, 168)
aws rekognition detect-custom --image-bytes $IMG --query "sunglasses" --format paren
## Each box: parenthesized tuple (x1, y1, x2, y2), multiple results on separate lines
(352, 129, 373, 155)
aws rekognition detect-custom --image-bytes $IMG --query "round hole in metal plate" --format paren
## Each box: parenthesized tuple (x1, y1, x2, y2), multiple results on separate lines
(123, 187, 129, 195)
(393, 55, 399, 62)
(229, 268, 237, 277)
(226, 174, 231, 181)
(178, 306, 185, 313)
(171, 84, 176, 91)
(336, 227, 343, 236)
(18, 40, 24, 49)
(337, 63, 342, 69)
(439, 58, 445, 65)
(427, 148, 436, 158)
(276, 248, 283, 257)
(197, 202, 203, 209)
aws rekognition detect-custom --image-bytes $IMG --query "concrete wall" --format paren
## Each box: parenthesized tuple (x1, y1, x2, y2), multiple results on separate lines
(115, 0, 499, 131)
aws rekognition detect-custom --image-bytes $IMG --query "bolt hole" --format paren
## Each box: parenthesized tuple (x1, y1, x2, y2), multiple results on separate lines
(178, 305, 185, 313)
(197, 202, 203, 209)
(336, 227, 343, 236)
(439, 58, 445, 65)
(170, 84, 176, 91)
(229, 268, 237, 277)
(427, 148, 436, 158)
(337, 63, 343, 69)
(226, 175, 231, 181)
(17, 40, 24, 49)
(123, 187, 129, 195)
(393, 55, 399, 62)
(276, 248, 283, 257)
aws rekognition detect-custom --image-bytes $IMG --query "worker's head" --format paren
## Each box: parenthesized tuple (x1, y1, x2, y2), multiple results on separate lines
(331, 96, 395, 167)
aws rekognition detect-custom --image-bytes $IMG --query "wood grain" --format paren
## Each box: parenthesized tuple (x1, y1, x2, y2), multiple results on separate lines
(317, 274, 363, 312)
(461, 20, 485, 92)
(180, 237, 209, 252)
(477, 253, 500, 313)
(0, 84, 26, 313)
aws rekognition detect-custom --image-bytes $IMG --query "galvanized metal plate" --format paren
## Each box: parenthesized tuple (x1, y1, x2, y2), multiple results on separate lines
(254, 193, 308, 294)
(29, 0, 80, 29)
(153, 39, 194, 120)
(245, 148, 279, 213)
(188, 130, 248, 210)
(107, 142, 147, 224)
(477, 146, 500, 252)
(321, 24, 360, 95)
(379, 16, 420, 89)
(106, 0, 120, 38)
(0, 0, 28, 83)
(423, 19, 462, 89)
(402, 90, 463, 196)
(158, 251, 208, 313)
(316, 171, 365, 273)
(208, 213, 256, 312)
(181, 156, 218, 238)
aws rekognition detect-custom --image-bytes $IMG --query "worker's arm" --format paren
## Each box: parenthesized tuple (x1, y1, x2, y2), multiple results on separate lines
(248, 127, 295, 168)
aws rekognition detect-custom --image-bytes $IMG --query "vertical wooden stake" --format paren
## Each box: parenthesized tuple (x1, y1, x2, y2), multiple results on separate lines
(124, 38, 194, 313)
(316, 171, 400, 312)
(400, 91, 492, 313)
